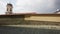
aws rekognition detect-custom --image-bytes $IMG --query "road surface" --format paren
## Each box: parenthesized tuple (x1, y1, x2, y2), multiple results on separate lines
(0, 25, 60, 34)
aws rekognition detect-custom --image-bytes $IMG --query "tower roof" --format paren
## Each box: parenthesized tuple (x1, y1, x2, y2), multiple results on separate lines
(7, 3, 13, 7)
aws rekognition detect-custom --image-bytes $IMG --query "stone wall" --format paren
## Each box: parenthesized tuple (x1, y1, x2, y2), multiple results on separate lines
(0, 15, 25, 25)
(0, 14, 60, 25)
(24, 15, 60, 25)
(25, 15, 60, 22)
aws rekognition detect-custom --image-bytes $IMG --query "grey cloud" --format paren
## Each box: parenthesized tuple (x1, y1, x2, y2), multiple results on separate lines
(14, 0, 60, 13)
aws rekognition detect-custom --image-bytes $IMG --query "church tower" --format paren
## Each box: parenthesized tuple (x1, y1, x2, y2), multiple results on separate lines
(6, 3, 13, 15)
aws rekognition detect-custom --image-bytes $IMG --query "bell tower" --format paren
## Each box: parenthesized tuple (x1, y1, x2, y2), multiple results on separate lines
(6, 3, 13, 15)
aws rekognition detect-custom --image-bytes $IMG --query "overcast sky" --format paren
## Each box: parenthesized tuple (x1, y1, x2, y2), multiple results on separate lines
(0, 0, 60, 14)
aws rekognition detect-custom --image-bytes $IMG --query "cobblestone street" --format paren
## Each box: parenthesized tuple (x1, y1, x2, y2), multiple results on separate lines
(0, 25, 60, 34)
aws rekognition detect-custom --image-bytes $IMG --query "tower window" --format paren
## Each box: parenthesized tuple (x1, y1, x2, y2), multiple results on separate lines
(10, 8, 12, 11)
(7, 8, 8, 11)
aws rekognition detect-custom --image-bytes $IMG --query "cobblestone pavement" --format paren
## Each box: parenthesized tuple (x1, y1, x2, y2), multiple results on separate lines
(0, 25, 60, 34)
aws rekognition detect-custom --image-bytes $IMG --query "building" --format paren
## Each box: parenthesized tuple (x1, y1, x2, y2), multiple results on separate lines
(5, 3, 13, 15)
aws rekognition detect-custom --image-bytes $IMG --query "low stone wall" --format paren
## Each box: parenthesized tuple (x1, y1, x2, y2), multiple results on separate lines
(25, 15, 60, 22)
(0, 14, 60, 25)
(24, 14, 60, 25)
(0, 15, 25, 25)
